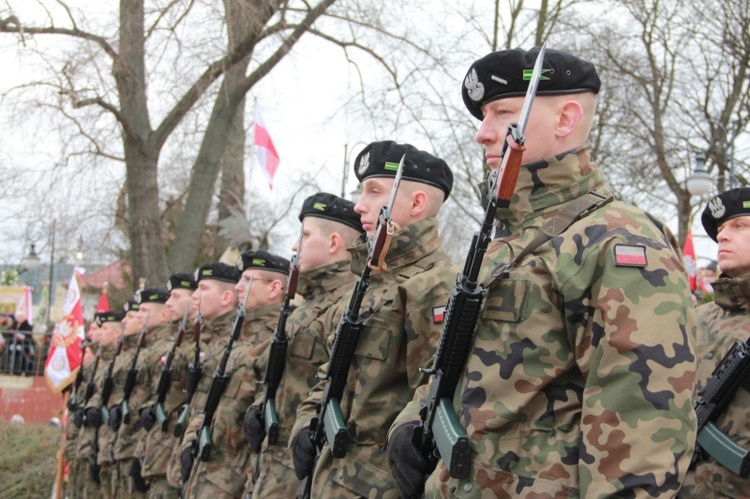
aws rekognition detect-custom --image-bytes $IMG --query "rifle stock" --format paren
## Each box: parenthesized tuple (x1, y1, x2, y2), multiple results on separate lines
(413, 44, 546, 481)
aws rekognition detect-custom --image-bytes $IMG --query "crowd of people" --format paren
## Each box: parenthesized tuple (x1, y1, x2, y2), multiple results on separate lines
(61, 45, 749, 499)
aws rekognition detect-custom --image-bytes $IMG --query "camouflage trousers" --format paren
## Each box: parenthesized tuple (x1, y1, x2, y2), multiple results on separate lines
(98, 464, 114, 499)
(146, 476, 179, 499)
(115, 458, 148, 499)
(251, 449, 300, 498)
(183, 474, 238, 499)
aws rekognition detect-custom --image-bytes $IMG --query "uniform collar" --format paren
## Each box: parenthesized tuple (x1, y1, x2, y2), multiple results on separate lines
(348, 217, 443, 275)
(297, 259, 352, 298)
(712, 273, 750, 313)
(482, 144, 609, 234)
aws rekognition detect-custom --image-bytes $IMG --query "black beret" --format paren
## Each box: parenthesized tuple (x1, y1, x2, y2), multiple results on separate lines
(701, 187, 750, 241)
(167, 273, 197, 292)
(353, 141, 453, 199)
(123, 300, 140, 313)
(298, 192, 364, 233)
(236, 250, 290, 276)
(94, 311, 124, 327)
(194, 262, 241, 284)
(462, 46, 601, 120)
(134, 288, 169, 304)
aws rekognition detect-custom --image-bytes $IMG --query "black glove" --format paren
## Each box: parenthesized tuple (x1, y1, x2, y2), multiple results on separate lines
(139, 406, 156, 432)
(130, 457, 151, 493)
(243, 405, 265, 453)
(85, 407, 103, 428)
(108, 404, 122, 431)
(88, 454, 101, 485)
(387, 422, 431, 499)
(291, 428, 316, 480)
(180, 445, 195, 483)
(74, 408, 85, 429)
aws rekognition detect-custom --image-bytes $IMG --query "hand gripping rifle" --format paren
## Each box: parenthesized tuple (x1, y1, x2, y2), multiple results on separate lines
(693, 339, 750, 477)
(411, 43, 546, 481)
(68, 340, 90, 411)
(252, 226, 303, 481)
(154, 308, 189, 432)
(299, 154, 405, 499)
(120, 311, 150, 426)
(174, 306, 204, 438)
(196, 279, 254, 462)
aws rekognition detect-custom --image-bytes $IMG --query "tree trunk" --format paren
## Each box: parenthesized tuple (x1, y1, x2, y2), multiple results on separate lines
(216, 96, 247, 257)
(117, 0, 167, 287)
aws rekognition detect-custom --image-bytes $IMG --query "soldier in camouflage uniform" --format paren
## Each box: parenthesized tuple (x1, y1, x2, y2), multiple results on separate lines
(388, 47, 698, 498)
(246, 192, 364, 498)
(80, 311, 126, 499)
(290, 141, 459, 498)
(106, 289, 170, 498)
(68, 327, 100, 499)
(137, 274, 198, 499)
(180, 252, 288, 498)
(681, 187, 750, 497)
(169, 262, 239, 491)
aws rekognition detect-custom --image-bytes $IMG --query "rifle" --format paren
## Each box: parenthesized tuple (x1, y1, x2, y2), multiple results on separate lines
(101, 325, 125, 426)
(93, 326, 124, 468)
(68, 340, 90, 411)
(120, 311, 150, 426)
(154, 307, 189, 432)
(253, 225, 303, 481)
(83, 346, 102, 407)
(196, 279, 254, 462)
(693, 340, 750, 477)
(173, 308, 204, 438)
(299, 154, 405, 499)
(411, 43, 546, 481)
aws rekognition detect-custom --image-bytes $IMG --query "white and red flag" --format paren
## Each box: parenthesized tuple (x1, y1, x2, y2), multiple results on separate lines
(254, 109, 280, 190)
(95, 287, 110, 313)
(682, 229, 697, 291)
(44, 268, 86, 392)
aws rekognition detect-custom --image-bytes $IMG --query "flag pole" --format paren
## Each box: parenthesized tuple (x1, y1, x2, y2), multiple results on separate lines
(53, 390, 71, 499)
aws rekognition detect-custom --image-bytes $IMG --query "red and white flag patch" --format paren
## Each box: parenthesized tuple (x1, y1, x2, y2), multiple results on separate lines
(433, 306, 446, 324)
(613, 244, 647, 267)
(160, 355, 167, 365)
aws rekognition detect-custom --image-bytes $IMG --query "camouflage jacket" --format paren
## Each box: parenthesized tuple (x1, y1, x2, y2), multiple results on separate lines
(140, 320, 195, 478)
(681, 273, 750, 498)
(183, 302, 278, 497)
(252, 259, 356, 496)
(71, 350, 105, 459)
(111, 324, 170, 461)
(292, 217, 458, 498)
(81, 344, 117, 464)
(393, 146, 697, 498)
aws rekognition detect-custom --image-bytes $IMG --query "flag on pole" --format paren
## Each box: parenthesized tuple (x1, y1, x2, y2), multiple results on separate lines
(682, 229, 697, 291)
(44, 268, 86, 392)
(95, 286, 110, 313)
(254, 109, 280, 190)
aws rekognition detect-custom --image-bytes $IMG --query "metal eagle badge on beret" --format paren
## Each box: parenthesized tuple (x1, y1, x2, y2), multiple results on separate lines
(708, 196, 726, 219)
(357, 151, 370, 176)
(701, 187, 750, 241)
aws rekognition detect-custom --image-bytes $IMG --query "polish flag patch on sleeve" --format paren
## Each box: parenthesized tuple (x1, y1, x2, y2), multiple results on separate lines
(433, 306, 446, 324)
(160, 355, 167, 365)
(613, 244, 647, 267)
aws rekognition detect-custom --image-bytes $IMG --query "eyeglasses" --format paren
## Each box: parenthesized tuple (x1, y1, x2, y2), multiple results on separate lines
(238, 275, 273, 286)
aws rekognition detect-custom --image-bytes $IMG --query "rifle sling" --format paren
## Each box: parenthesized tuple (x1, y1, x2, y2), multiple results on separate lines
(489, 191, 612, 282)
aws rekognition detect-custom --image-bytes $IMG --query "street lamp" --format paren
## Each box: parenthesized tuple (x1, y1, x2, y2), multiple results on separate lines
(687, 152, 713, 196)
(342, 142, 368, 200)
(23, 244, 41, 272)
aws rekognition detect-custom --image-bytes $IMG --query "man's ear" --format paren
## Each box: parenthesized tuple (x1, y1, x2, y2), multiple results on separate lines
(410, 190, 428, 217)
(556, 99, 583, 138)
(329, 232, 343, 254)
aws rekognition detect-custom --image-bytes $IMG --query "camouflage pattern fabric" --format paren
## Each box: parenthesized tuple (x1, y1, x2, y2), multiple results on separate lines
(681, 273, 750, 498)
(146, 475, 179, 499)
(292, 217, 458, 498)
(138, 322, 192, 490)
(391, 146, 697, 498)
(112, 325, 170, 462)
(164, 311, 226, 491)
(252, 259, 356, 498)
(182, 303, 278, 498)
(117, 457, 147, 498)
